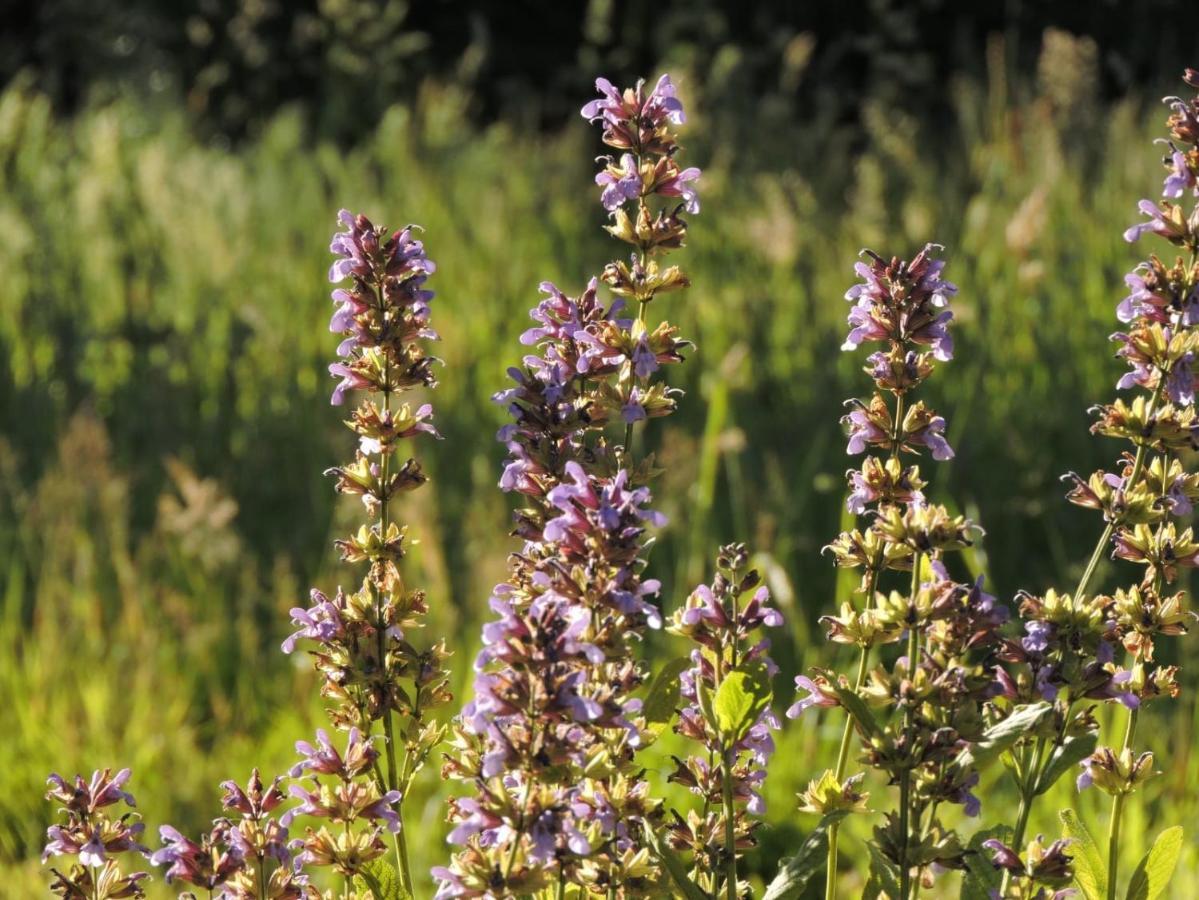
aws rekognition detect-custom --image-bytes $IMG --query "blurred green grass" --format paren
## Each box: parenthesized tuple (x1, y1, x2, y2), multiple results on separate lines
(3, 48, 1198, 896)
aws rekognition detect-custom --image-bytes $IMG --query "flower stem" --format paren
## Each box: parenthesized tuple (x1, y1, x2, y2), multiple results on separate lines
(898, 552, 923, 900)
(1073, 380, 1164, 600)
(825, 642, 871, 900)
(622, 297, 650, 459)
(1106, 680, 1141, 899)
(722, 743, 738, 900)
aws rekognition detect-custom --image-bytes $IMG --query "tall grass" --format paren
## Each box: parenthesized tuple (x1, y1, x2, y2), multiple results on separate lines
(3, 46, 1197, 895)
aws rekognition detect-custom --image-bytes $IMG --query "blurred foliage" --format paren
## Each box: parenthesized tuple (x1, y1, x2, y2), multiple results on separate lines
(3, 28, 1199, 897)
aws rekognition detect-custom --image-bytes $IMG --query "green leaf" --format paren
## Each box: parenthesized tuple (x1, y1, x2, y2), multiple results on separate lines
(1125, 826, 1183, 900)
(354, 859, 408, 900)
(1060, 808, 1107, 900)
(644, 827, 710, 900)
(863, 842, 902, 900)
(957, 702, 1053, 770)
(962, 825, 1011, 900)
(714, 660, 772, 742)
(644, 656, 692, 725)
(828, 681, 880, 740)
(1035, 729, 1098, 796)
(762, 812, 848, 900)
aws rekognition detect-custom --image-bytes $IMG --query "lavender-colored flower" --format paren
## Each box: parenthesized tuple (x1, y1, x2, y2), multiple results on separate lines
(1123, 198, 1192, 244)
(151, 823, 243, 889)
(786, 675, 839, 719)
(595, 154, 642, 211)
(656, 165, 702, 214)
(580, 74, 685, 130)
(1163, 149, 1198, 198)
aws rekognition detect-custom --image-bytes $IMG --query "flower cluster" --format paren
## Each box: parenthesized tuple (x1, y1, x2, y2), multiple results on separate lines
(796, 246, 1002, 898)
(282, 729, 403, 881)
(664, 544, 782, 895)
(991, 68, 1199, 900)
(151, 769, 310, 899)
(43, 769, 150, 899)
(284, 209, 452, 892)
(436, 74, 700, 899)
(981, 834, 1076, 900)
(1067, 72, 1199, 787)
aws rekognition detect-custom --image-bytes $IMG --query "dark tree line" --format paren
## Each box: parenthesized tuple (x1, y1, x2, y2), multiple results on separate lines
(4, 0, 1198, 140)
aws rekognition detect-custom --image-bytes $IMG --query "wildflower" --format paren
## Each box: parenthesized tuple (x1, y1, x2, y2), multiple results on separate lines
(1076, 747, 1156, 795)
(665, 547, 783, 884)
(1123, 198, 1198, 246)
(982, 835, 1076, 898)
(151, 823, 242, 890)
(441, 73, 698, 897)
(43, 770, 150, 900)
(595, 154, 642, 211)
(786, 674, 840, 718)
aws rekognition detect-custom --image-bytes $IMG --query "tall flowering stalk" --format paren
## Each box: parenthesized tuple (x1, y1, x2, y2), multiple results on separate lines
(435, 74, 697, 899)
(666, 543, 783, 899)
(43, 769, 151, 899)
(990, 69, 1199, 900)
(978, 70, 1198, 900)
(283, 209, 452, 894)
(790, 247, 1003, 899)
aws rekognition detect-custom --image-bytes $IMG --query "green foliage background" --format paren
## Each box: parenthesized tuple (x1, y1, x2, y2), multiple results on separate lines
(3, 38, 1198, 897)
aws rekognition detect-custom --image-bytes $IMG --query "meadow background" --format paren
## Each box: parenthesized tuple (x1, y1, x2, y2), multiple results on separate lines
(5, 2, 1199, 896)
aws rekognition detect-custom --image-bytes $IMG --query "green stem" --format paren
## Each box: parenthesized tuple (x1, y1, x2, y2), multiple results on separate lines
(1107, 793, 1126, 900)
(1074, 380, 1164, 600)
(556, 872, 567, 900)
(826, 644, 871, 900)
(899, 552, 923, 900)
(1106, 676, 1141, 900)
(505, 777, 534, 880)
(395, 826, 412, 897)
(722, 743, 738, 900)
(825, 386, 903, 900)
(622, 296, 650, 459)
(897, 773, 912, 900)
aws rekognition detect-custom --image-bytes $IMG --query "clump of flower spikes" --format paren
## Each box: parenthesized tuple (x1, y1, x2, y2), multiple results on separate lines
(792, 246, 1006, 898)
(283, 209, 452, 892)
(434, 74, 698, 899)
(1060, 67, 1198, 899)
(42, 768, 151, 899)
(982, 68, 1199, 900)
(664, 543, 782, 897)
(150, 769, 312, 898)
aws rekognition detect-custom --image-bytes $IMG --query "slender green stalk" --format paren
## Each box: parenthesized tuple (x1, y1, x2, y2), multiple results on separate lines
(622, 296, 651, 458)
(824, 388, 909, 899)
(825, 642, 871, 900)
(999, 733, 1048, 895)
(721, 743, 738, 900)
(898, 552, 923, 900)
(1106, 792, 1127, 900)
(556, 872, 567, 900)
(1106, 672, 1141, 900)
(1074, 380, 1164, 601)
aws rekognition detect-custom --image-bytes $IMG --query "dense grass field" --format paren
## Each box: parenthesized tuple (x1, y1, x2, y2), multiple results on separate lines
(4, 53, 1198, 895)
